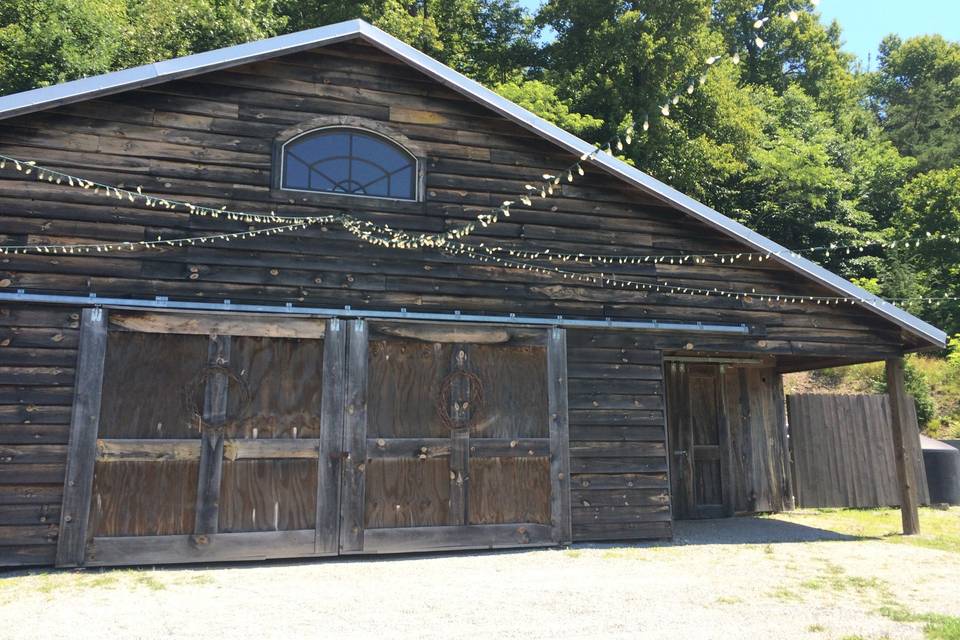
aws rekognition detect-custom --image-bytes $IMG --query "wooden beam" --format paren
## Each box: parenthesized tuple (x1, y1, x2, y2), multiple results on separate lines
(85, 530, 323, 566)
(194, 333, 230, 535)
(338, 319, 368, 553)
(97, 439, 201, 462)
(448, 344, 470, 526)
(56, 307, 108, 568)
(885, 358, 921, 535)
(547, 327, 572, 544)
(95, 438, 320, 462)
(109, 312, 326, 339)
(316, 318, 346, 554)
(368, 322, 545, 345)
(359, 523, 554, 554)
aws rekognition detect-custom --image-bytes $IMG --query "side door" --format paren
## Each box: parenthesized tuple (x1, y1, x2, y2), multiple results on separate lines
(56, 310, 345, 567)
(337, 320, 572, 554)
(666, 362, 734, 519)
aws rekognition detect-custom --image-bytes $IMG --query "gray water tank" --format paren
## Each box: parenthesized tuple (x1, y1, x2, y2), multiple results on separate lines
(921, 436, 960, 505)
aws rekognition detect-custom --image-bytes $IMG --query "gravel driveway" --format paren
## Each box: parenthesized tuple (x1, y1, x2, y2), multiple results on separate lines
(2, 516, 958, 640)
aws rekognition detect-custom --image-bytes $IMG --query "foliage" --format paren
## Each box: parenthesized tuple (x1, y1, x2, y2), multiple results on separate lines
(494, 80, 602, 136)
(949, 335, 960, 368)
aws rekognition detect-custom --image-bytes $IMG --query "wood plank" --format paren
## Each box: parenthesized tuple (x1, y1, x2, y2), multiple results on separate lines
(338, 319, 368, 553)
(316, 318, 345, 554)
(109, 311, 326, 339)
(97, 439, 201, 462)
(448, 344, 470, 526)
(547, 327, 572, 544)
(369, 322, 543, 345)
(55, 307, 107, 568)
(359, 523, 554, 554)
(223, 439, 320, 461)
(194, 334, 230, 535)
(885, 358, 921, 535)
(85, 529, 323, 566)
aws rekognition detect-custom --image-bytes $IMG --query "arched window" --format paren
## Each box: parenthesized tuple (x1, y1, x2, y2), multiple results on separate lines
(280, 128, 418, 200)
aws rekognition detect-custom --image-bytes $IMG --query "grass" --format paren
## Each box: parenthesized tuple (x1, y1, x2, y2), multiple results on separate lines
(0, 567, 214, 605)
(878, 605, 960, 640)
(769, 507, 960, 554)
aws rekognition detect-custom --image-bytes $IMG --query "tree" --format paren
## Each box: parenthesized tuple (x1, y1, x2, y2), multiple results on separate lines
(870, 34, 960, 172)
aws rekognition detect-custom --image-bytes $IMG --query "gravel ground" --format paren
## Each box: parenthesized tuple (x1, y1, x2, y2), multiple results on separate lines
(2, 517, 958, 640)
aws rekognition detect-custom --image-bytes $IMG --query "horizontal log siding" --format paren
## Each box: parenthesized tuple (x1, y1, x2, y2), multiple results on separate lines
(567, 330, 671, 541)
(0, 304, 79, 566)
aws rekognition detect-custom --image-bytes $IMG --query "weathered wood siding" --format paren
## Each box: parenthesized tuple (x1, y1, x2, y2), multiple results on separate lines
(0, 304, 79, 566)
(788, 394, 929, 508)
(567, 331, 671, 541)
(725, 368, 793, 513)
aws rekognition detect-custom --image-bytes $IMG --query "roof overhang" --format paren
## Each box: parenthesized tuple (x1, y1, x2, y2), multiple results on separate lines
(0, 19, 947, 348)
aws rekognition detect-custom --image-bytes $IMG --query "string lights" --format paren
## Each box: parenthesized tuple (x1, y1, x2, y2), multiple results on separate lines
(445, 242, 960, 308)
(0, 219, 329, 255)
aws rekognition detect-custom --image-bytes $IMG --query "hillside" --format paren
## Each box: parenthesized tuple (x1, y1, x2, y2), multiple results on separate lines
(784, 355, 960, 440)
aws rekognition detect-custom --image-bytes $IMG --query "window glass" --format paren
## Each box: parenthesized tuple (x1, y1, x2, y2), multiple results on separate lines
(281, 129, 416, 200)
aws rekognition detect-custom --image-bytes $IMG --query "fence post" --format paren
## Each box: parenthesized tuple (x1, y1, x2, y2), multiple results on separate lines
(885, 357, 921, 535)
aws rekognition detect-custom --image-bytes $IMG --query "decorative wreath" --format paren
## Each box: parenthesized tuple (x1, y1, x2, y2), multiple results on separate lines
(436, 370, 485, 431)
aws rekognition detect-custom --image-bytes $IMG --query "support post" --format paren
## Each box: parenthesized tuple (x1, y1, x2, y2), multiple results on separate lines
(546, 327, 572, 544)
(339, 319, 368, 553)
(448, 344, 470, 525)
(315, 318, 345, 554)
(885, 357, 921, 535)
(194, 333, 230, 534)
(56, 307, 108, 567)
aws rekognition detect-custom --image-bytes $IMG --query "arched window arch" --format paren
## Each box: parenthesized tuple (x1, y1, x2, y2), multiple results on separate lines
(279, 128, 418, 200)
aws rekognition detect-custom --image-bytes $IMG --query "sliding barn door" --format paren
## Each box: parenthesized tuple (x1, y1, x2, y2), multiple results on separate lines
(339, 321, 571, 554)
(666, 363, 734, 520)
(57, 312, 344, 567)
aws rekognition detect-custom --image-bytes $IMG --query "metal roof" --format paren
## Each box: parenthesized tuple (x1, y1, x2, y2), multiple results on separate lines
(0, 19, 946, 348)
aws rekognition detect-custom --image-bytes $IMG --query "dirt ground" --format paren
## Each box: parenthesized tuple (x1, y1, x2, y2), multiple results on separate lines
(1, 512, 958, 640)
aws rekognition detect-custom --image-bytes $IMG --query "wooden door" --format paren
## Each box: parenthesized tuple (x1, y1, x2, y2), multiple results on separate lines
(666, 363, 733, 519)
(338, 320, 572, 553)
(56, 311, 345, 567)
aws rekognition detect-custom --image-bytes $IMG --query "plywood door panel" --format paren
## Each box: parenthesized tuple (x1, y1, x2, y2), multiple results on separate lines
(223, 336, 324, 439)
(364, 458, 451, 528)
(219, 459, 318, 532)
(469, 345, 548, 438)
(467, 457, 550, 525)
(367, 339, 451, 438)
(98, 332, 208, 439)
(88, 460, 198, 537)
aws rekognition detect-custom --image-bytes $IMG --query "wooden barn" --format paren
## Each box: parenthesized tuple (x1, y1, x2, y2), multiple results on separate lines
(0, 20, 946, 568)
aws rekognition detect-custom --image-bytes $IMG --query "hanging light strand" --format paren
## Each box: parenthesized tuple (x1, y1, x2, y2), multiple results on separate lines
(0, 218, 330, 255)
(446, 242, 960, 309)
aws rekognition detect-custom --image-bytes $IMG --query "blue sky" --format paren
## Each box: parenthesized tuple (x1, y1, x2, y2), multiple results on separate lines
(515, 1, 960, 66)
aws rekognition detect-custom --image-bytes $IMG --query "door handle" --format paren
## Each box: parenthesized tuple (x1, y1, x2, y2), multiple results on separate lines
(330, 451, 351, 461)
(673, 450, 688, 457)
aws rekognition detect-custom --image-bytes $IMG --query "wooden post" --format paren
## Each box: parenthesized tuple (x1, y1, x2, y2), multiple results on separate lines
(315, 318, 345, 554)
(194, 333, 230, 534)
(339, 319, 368, 553)
(56, 307, 108, 567)
(546, 327, 572, 544)
(448, 344, 470, 525)
(885, 357, 921, 535)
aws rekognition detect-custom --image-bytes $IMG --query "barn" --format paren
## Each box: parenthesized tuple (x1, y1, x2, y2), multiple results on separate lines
(0, 19, 946, 568)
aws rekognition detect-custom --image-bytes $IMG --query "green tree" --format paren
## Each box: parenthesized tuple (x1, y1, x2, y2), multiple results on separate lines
(870, 34, 960, 172)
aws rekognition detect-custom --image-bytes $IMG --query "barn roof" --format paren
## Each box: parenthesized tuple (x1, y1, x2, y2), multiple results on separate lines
(0, 19, 946, 348)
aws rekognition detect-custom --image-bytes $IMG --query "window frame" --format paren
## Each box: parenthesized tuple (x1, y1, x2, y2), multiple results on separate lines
(274, 122, 424, 204)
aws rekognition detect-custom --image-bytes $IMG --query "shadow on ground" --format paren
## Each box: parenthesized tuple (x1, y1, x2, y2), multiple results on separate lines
(667, 516, 861, 546)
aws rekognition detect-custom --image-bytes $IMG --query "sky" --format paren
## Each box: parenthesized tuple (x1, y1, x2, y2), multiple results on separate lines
(516, 1, 960, 67)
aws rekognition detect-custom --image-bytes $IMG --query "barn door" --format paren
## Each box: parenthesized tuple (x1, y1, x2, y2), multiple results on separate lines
(338, 320, 571, 554)
(666, 363, 734, 519)
(56, 311, 345, 567)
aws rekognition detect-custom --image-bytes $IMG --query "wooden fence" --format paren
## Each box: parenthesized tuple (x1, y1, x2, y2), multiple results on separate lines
(787, 394, 929, 509)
